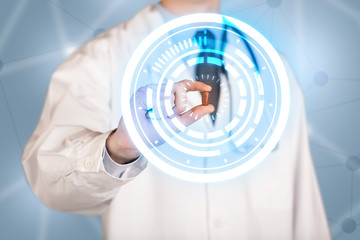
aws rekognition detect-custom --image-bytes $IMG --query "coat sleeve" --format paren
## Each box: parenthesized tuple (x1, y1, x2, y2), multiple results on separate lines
(280, 57, 331, 239)
(22, 25, 147, 215)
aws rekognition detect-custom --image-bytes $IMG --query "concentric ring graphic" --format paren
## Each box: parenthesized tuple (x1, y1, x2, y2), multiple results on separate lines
(121, 13, 290, 182)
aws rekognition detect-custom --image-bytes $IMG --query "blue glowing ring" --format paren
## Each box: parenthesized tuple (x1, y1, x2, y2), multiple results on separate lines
(121, 13, 290, 182)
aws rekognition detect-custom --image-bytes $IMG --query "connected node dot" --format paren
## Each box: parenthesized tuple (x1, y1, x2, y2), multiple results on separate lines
(93, 28, 106, 37)
(346, 156, 360, 172)
(267, 0, 282, 8)
(0, 59, 3, 72)
(341, 218, 357, 233)
(314, 71, 328, 86)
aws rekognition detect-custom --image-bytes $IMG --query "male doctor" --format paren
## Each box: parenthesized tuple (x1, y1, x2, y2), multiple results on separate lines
(22, 0, 331, 239)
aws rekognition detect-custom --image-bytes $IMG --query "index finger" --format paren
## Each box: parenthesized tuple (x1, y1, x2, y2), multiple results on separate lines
(179, 79, 212, 92)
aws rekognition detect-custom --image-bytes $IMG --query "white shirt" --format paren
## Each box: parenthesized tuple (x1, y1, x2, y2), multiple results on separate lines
(22, 4, 331, 240)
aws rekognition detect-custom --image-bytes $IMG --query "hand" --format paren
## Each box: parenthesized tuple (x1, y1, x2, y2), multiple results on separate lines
(106, 80, 214, 164)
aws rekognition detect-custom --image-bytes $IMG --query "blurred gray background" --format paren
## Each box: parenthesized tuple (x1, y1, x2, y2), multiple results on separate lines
(0, 0, 359, 239)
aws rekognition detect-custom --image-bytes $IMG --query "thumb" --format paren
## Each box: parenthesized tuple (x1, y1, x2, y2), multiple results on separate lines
(177, 104, 215, 127)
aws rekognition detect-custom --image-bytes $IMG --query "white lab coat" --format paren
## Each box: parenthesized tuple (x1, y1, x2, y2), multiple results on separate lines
(22, 4, 331, 240)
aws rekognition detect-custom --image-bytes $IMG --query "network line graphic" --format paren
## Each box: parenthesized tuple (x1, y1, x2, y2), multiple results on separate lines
(0, 0, 359, 239)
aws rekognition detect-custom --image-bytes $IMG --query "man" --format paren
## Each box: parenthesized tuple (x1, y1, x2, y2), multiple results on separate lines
(22, 0, 331, 239)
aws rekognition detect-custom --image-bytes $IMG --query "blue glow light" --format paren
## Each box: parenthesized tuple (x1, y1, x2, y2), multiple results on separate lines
(121, 13, 290, 182)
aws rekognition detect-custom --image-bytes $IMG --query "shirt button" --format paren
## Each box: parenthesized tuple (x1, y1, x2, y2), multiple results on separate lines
(213, 218, 223, 228)
(84, 160, 93, 169)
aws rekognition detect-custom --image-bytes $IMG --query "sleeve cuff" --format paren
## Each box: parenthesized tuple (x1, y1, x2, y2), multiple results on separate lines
(102, 145, 147, 178)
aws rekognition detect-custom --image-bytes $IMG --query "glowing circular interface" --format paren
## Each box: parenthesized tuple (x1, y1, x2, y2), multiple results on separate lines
(121, 13, 290, 182)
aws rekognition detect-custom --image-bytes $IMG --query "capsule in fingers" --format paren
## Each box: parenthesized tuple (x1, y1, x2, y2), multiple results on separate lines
(202, 91, 210, 106)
